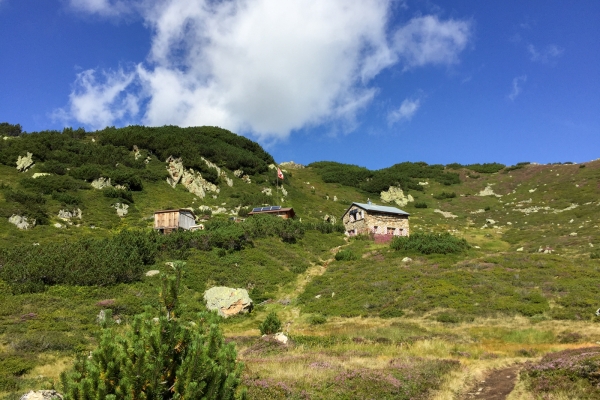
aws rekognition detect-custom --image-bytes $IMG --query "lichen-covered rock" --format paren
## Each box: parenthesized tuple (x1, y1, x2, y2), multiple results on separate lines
(202, 156, 221, 175)
(166, 156, 184, 187)
(204, 287, 253, 318)
(242, 175, 251, 184)
(380, 186, 413, 207)
(19, 390, 63, 400)
(91, 177, 112, 189)
(279, 161, 305, 169)
(16, 152, 34, 172)
(262, 187, 273, 196)
(478, 185, 502, 197)
(180, 169, 219, 199)
(233, 169, 244, 178)
(58, 208, 82, 220)
(9, 214, 35, 230)
(32, 173, 51, 179)
(113, 203, 129, 217)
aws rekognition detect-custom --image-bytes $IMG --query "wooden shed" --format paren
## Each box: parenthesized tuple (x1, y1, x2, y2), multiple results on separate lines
(247, 205, 295, 219)
(153, 209, 197, 233)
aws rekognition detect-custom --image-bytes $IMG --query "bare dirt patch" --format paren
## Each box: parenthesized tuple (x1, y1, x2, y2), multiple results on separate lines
(462, 365, 520, 400)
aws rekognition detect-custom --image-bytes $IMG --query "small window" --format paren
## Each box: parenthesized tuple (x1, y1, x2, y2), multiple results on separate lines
(387, 227, 395, 235)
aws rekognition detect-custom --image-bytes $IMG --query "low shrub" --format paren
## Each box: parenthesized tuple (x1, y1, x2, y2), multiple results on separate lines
(103, 187, 134, 203)
(433, 191, 456, 200)
(52, 191, 81, 206)
(390, 233, 470, 255)
(414, 202, 427, 208)
(435, 313, 460, 323)
(590, 249, 600, 259)
(379, 308, 404, 319)
(259, 312, 282, 335)
(309, 314, 327, 325)
(335, 250, 358, 261)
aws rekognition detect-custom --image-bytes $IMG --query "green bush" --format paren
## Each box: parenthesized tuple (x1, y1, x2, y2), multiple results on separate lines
(103, 187, 134, 203)
(68, 165, 103, 181)
(433, 191, 456, 200)
(309, 314, 327, 325)
(591, 249, 600, 259)
(435, 313, 460, 323)
(379, 308, 405, 319)
(335, 250, 358, 261)
(60, 263, 245, 400)
(259, 312, 282, 335)
(52, 191, 81, 206)
(464, 163, 505, 174)
(390, 233, 470, 255)
(20, 175, 88, 194)
(414, 202, 427, 208)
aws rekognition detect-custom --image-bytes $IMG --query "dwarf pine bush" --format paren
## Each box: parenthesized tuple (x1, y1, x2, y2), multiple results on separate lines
(390, 233, 470, 255)
(60, 262, 245, 400)
(259, 312, 282, 335)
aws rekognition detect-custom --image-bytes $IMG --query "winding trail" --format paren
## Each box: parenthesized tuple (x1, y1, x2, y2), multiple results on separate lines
(462, 365, 521, 400)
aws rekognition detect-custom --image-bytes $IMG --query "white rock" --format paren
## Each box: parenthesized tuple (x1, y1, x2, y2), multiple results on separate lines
(9, 214, 35, 230)
(517, 247, 524, 252)
(145, 270, 160, 277)
(474, 246, 481, 249)
(274, 332, 289, 344)
(32, 173, 51, 179)
(16, 152, 34, 172)
(434, 209, 458, 218)
(529, 188, 537, 193)
(315, 294, 321, 299)
(91, 177, 112, 189)
(113, 203, 129, 217)
(485, 219, 496, 225)
(402, 257, 412, 262)
(58, 208, 82, 220)
(19, 390, 63, 400)
(569, 232, 577, 237)
(381, 186, 413, 207)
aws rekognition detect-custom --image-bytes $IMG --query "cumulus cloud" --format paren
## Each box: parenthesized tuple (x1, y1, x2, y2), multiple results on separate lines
(388, 97, 421, 124)
(527, 44, 564, 63)
(508, 75, 527, 101)
(54, 68, 139, 128)
(61, 0, 472, 138)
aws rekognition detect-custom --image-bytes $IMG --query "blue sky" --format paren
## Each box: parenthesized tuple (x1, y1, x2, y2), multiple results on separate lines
(1, 0, 598, 169)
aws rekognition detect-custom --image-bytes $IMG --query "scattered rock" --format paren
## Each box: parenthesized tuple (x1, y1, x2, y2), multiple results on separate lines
(470, 209, 485, 214)
(113, 203, 129, 217)
(517, 247, 524, 252)
(242, 175, 251, 184)
(203, 287, 253, 318)
(434, 209, 458, 218)
(402, 257, 412, 262)
(132, 145, 141, 160)
(474, 246, 481, 249)
(53, 223, 64, 229)
(268, 164, 277, 170)
(262, 187, 272, 196)
(569, 232, 577, 237)
(58, 208, 82, 221)
(16, 152, 34, 172)
(485, 219, 496, 225)
(91, 177, 112, 189)
(281, 186, 288, 197)
(32, 173, 51, 179)
(418, 181, 429, 186)
(273, 332, 289, 344)
(315, 294, 321, 299)
(19, 390, 63, 400)
(333, 195, 338, 201)
(380, 186, 414, 207)
(145, 270, 160, 277)
(478, 185, 502, 197)
(529, 188, 537, 193)
(180, 169, 219, 198)
(9, 214, 35, 230)
(224, 176, 233, 187)
(233, 169, 244, 178)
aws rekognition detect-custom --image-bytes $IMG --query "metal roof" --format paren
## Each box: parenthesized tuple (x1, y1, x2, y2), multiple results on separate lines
(347, 202, 410, 216)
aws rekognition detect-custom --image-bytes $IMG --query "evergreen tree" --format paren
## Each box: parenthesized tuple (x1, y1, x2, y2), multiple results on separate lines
(60, 261, 246, 399)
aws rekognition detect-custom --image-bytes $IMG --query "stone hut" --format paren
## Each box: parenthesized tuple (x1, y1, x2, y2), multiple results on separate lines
(342, 201, 409, 240)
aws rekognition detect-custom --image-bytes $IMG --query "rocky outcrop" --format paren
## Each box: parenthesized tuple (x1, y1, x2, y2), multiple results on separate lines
(132, 145, 142, 160)
(180, 169, 219, 199)
(233, 169, 244, 178)
(478, 185, 502, 197)
(91, 177, 112, 189)
(166, 156, 185, 187)
(204, 287, 253, 318)
(19, 390, 63, 400)
(279, 161, 305, 169)
(58, 208, 82, 221)
(113, 203, 129, 217)
(380, 186, 414, 207)
(9, 215, 35, 230)
(242, 175, 251, 184)
(16, 152, 34, 172)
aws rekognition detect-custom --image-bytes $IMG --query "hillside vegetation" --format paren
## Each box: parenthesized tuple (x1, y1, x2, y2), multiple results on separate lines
(1, 123, 599, 399)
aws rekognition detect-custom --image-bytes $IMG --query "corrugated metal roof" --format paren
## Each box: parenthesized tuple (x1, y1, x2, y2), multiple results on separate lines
(349, 202, 410, 216)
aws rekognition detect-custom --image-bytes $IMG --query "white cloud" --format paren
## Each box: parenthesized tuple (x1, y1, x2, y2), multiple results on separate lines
(388, 98, 421, 123)
(68, 0, 134, 17)
(393, 15, 471, 69)
(54, 68, 139, 129)
(61, 0, 472, 139)
(508, 75, 527, 101)
(527, 44, 564, 63)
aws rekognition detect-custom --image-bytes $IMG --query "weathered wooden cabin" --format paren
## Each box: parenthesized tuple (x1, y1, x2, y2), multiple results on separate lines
(247, 205, 295, 219)
(342, 202, 409, 241)
(153, 209, 197, 234)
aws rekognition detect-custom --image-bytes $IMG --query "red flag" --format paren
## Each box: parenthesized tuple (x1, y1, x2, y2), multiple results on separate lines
(277, 168, 284, 180)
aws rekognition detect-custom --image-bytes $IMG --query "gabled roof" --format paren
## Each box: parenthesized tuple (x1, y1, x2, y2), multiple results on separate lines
(344, 202, 410, 216)
(154, 209, 196, 216)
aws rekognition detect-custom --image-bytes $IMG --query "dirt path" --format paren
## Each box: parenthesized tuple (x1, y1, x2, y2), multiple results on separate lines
(462, 365, 520, 400)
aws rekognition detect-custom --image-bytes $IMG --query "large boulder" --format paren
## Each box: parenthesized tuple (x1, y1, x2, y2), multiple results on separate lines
(204, 287, 253, 318)
(113, 203, 129, 217)
(16, 152, 34, 172)
(380, 186, 413, 207)
(9, 214, 35, 230)
(19, 390, 63, 400)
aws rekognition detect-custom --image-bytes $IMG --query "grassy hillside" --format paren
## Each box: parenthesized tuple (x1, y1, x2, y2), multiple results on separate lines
(1, 124, 599, 399)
